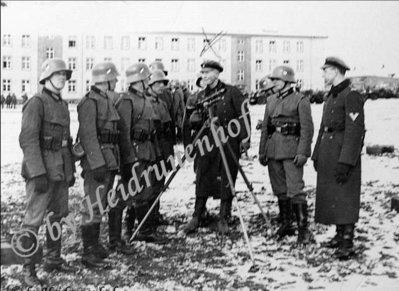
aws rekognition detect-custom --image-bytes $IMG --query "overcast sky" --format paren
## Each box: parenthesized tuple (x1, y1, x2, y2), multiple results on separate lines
(2, 1, 399, 77)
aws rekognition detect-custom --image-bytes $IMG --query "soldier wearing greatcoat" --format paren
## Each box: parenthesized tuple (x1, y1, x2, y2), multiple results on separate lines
(312, 57, 365, 260)
(78, 62, 122, 267)
(19, 58, 75, 286)
(259, 66, 314, 246)
(182, 60, 251, 235)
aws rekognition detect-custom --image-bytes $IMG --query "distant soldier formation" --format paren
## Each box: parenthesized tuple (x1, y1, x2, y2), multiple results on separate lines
(17, 56, 365, 287)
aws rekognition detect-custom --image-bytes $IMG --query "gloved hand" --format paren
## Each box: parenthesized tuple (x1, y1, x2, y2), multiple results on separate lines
(334, 163, 352, 184)
(259, 155, 268, 166)
(68, 175, 76, 187)
(121, 163, 134, 182)
(293, 154, 308, 167)
(313, 160, 318, 172)
(92, 166, 106, 182)
(240, 140, 250, 153)
(32, 174, 49, 193)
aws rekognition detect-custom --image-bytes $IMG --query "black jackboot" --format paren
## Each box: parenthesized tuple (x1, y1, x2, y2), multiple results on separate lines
(108, 207, 135, 255)
(334, 224, 355, 260)
(124, 206, 136, 241)
(182, 197, 207, 234)
(81, 225, 105, 268)
(93, 223, 109, 259)
(275, 198, 295, 240)
(132, 202, 167, 243)
(322, 224, 344, 248)
(292, 202, 313, 246)
(217, 199, 231, 234)
(22, 229, 43, 286)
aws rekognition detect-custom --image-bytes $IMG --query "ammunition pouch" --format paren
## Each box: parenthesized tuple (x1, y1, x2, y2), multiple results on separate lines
(157, 121, 173, 137)
(267, 122, 300, 136)
(40, 136, 70, 151)
(189, 110, 206, 130)
(131, 128, 155, 142)
(97, 129, 120, 144)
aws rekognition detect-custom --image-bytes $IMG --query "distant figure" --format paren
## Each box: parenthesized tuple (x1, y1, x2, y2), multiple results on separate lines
(21, 92, 29, 104)
(1, 93, 5, 109)
(11, 93, 17, 109)
(6, 92, 12, 108)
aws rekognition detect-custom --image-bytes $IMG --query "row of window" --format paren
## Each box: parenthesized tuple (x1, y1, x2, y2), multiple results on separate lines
(254, 40, 304, 54)
(2, 56, 31, 70)
(2, 34, 31, 48)
(255, 59, 305, 72)
(2, 79, 31, 93)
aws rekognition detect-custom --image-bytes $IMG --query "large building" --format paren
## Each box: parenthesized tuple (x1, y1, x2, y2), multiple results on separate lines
(1, 31, 326, 100)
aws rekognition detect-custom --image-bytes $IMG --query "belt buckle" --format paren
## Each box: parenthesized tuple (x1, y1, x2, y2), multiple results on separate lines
(276, 127, 281, 133)
(61, 140, 68, 147)
(323, 126, 329, 133)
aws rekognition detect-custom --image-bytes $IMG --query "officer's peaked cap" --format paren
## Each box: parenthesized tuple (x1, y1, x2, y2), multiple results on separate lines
(201, 60, 223, 72)
(321, 56, 350, 71)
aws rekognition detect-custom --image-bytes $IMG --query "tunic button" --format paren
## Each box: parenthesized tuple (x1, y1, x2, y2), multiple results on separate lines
(330, 136, 333, 139)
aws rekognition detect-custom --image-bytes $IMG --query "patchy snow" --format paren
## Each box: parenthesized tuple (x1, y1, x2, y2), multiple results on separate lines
(1, 99, 399, 290)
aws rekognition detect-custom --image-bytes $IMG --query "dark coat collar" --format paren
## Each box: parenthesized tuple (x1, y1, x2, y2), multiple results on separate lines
(128, 86, 145, 98)
(42, 87, 62, 101)
(328, 79, 351, 97)
(205, 80, 225, 96)
(90, 85, 108, 98)
(278, 87, 294, 99)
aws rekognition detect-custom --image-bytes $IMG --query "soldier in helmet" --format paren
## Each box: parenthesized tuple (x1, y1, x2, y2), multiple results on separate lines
(19, 58, 75, 286)
(117, 63, 165, 243)
(77, 62, 123, 267)
(182, 60, 251, 235)
(258, 65, 314, 246)
(312, 57, 365, 260)
(147, 69, 175, 226)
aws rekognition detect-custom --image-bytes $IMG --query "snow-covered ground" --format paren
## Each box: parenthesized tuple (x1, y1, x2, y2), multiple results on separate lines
(1, 99, 398, 290)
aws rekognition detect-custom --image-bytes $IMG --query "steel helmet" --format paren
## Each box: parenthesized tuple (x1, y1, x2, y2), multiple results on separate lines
(149, 61, 168, 76)
(270, 66, 296, 83)
(149, 69, 169, 86)
(39, 58, 72, 85)
(91, 62, 119, 84)
(126, 63, 151, 84)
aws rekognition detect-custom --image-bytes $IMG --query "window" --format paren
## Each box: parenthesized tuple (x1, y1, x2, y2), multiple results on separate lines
(22, 56, 30, 70)
(171, 59, 179, 72)
(2, 34, 12, 46)
(283, 59, 290, 65)
(2, 79, 11, 91)
(86, 80, 90, 92)
(187, 58, 195, 72)
(86, 58, 94, 71)
(68, 36, 77, 48)
(21, 35, 31, 48)
(68, 80, 76, 93)
(46, 47, 54, 59)
(269, 59, 276, 72)
(21, 80, 30, 92)
(187, 79, 194, 91)
(237, 70, 244, 81)
(283, 41, 290, 53)
(255, 60, 263, 72)
(297, 60, 304, 72)
(104, 36, 113, 50)
(138, 37, 146, 50)
(104, 57, 112, 62)
(187, 38, 195, 51)
(171, 38, 179, 50)
(238, 39, 244, 45)
(121, 57, 130, 73)
(121, 36, 130, 50)
(296, 41, 304, 53)
(269, 40, 276, 53)
(255, 40, 263, 53)
(138, 58, 145, 63)
(237, 51, 244, 62)
(86, 36, 95, 49)
(255, 79, 260, 90)
(2, 56, 11, 69)
(218, 39, 226, 52)
(68, 57, 77, 70)
(155, 37, 163, 50)
(155, 58, 162, 62)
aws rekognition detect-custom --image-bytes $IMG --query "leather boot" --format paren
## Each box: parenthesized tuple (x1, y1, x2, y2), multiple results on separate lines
(275, 198, 295, 240)
(109, 207, 135, 255)
(124, 206, 136, 241)
(132, 202, 167, 243)
(182, 197, 207, 234)
(81, 225, 104, 268)
(322, 224, 344, 248)
(217, 199, 230, 234)
(334, 224, 355, 260)
(43, 224, 74, 273)
(93, 223, 109, 259)
(293, 202, 314, 246)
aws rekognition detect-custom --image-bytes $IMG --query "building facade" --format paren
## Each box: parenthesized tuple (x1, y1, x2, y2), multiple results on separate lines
(1, 31, 326, 100)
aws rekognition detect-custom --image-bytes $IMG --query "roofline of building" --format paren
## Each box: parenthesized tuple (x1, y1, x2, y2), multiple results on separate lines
(136, 30, 328, 39)
(350, 75, 399, 80)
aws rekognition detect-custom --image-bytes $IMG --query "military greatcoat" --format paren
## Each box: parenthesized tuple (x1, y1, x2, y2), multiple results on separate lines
(312, 79, 365, 224)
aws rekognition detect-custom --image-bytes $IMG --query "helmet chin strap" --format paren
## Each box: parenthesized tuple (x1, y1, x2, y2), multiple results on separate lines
(49, 78, 62, 93)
